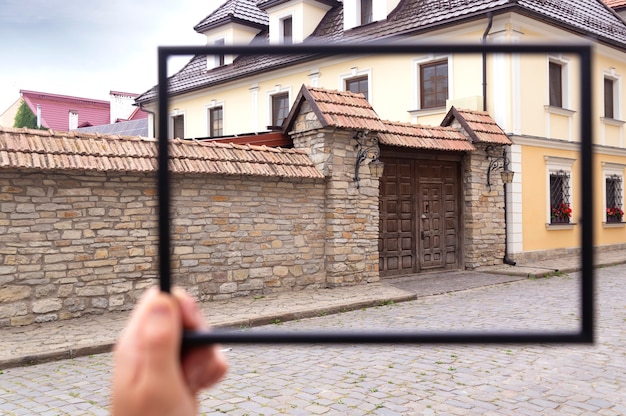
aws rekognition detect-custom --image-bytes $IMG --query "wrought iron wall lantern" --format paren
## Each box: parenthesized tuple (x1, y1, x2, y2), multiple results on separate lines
(354, 130, 384, 188)
(486, 145, 514, 191)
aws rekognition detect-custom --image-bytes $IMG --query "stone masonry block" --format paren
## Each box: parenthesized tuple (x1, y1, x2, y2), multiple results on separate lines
(32, 298, 62, 313)
(0, 286, 31, 302)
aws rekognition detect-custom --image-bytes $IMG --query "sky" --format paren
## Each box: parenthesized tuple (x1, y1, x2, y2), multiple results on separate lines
(0, 0, 221, 112)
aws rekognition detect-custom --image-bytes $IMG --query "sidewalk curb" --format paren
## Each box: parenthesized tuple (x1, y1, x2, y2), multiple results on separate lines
(0, 292, 416, 370)
(481, 258, 626, 278)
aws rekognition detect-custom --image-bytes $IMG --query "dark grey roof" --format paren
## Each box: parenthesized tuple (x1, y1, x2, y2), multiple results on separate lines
(137, 0, 626, 104)
(194, 0, 268, 33)
(258, 0, 341, 10)
(74, 119, 149, 137)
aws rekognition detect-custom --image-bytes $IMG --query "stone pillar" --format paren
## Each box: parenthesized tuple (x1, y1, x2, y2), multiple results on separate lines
(463, 143, 507, 268)
(290, 105, 380, 286)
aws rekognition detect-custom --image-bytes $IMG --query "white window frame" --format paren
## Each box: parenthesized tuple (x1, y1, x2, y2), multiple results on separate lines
(214, 38, 226, 68)
(279, 15, 293, 45)
(359, 0, 373, 25)
(339, 67, 372, 101)
(603, 69, 621, 121)
(169, 109, 185, 139)
(547, 55, 570, 110)
(205, 100, 225, 138)
(412, 55, 451, 113)
(602, 162, 625, 225)
(266, 85, 291, 128)
(545, 156, 575, 228)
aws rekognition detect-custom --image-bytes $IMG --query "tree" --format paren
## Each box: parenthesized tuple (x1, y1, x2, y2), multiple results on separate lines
(13, 100, 45, 129)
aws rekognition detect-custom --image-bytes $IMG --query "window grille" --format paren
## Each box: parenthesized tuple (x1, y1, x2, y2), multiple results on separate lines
(550, 170, 571, 224)
(606, 175, 623, 223)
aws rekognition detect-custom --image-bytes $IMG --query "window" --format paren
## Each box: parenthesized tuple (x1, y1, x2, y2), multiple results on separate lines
(281, 17, 293, 45)
(209, 106, 223, 137)
(172, 114, 184, 139)
(604, 77, 616, 119)
(420, 60, 448, 109)
(606, 175, 623, 223)
(549, 170, 571, 224)
(215, 39, 225, 67)
(360, 0, 373, 25)
(345, 76, 369, 100)
(549, 61, 563, 108)
(271, 93, 289, 128)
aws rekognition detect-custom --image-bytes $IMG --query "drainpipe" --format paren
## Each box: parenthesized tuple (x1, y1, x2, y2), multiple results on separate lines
(482, 13, 493, 111)
(503, 147, 516, 266)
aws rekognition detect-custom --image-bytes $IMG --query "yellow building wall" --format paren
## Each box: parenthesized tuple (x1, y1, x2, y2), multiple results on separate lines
(604, 124, 621, 148)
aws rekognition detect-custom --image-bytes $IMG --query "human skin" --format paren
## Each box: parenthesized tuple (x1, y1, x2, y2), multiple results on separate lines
(111, 287, 228, 416)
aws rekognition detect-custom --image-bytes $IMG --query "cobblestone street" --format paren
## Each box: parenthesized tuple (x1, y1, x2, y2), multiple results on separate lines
(1, 265, 624, 415)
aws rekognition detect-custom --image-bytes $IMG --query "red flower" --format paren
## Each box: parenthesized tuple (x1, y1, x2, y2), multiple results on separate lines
(551, 203, 572, 219)
(606, 207, 623, 218)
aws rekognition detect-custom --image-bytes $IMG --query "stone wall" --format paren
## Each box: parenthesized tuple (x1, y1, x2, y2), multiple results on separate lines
(0, 169, 325, 327)
(463, 143, 507, 268)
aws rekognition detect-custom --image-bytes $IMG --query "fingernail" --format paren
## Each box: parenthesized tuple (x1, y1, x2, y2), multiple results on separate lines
(144, 303, 173, 338)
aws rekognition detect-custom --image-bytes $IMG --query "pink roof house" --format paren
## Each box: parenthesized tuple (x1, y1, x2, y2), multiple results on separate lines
(16, 90, 148, 132)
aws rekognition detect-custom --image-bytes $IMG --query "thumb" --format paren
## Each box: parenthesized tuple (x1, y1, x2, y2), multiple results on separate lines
(139, 293, 182, 378)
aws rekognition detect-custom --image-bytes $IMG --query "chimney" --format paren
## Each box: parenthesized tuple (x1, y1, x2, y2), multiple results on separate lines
(36, 104, 41, 128)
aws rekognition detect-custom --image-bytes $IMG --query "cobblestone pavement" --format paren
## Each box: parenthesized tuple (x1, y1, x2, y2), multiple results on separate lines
(1, 265, 625, 415)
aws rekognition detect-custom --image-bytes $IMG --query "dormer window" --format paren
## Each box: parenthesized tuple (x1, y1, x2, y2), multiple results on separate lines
(281, 16, 293, 45)
(344, 0, 401, 30)
(265, 1, 333, 44)
(215, 38, 225, 67)
(360, 0, 373, 25)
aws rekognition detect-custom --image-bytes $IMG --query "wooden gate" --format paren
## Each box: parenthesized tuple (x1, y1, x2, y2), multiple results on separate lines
(379, 153, 462, 276)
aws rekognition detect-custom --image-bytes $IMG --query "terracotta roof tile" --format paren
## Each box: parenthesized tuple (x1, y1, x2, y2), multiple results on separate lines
(0, 127, 323, 180)
(604, 0, 626, 8)
(378, 121, 476, 152)
(286, 86, 477, 152)
(289, 87, 389, 132)
(441, 107, 512, 145)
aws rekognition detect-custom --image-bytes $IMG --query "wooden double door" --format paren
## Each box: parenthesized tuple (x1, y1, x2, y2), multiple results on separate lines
(379, 156, 462, 277)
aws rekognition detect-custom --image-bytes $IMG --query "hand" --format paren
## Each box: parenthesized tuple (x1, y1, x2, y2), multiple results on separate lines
(111, 287, 228, 415)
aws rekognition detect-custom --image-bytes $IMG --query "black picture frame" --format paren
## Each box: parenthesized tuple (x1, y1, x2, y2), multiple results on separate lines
(157, 42, 594, 345)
